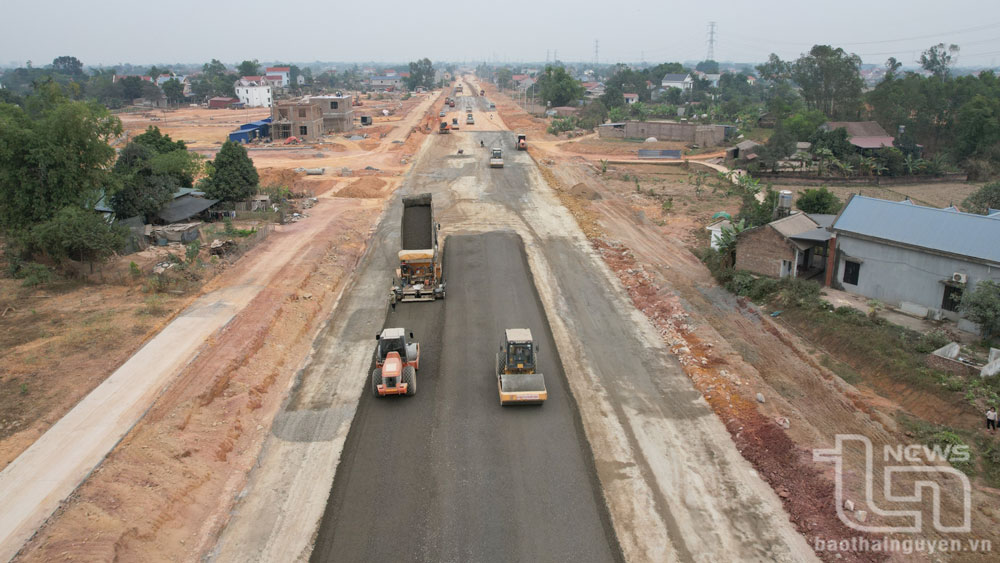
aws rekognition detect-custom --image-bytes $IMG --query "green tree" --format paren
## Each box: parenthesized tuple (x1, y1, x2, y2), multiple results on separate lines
(782, 109, 827, 141)
(110, 142, 182, 219)
(496, 68, 513, 90)
(796, 187, 842, 214)
(133, 125, 186, 153)
(955, 94, 1000, 161)
(30, 206, 127, 264)
(162, 78, 185, 104)
(883, 57, 902, 82)
(119, 76, 145, 101)
(696, 60, 719, 74)
(537, 65, 585, 107)
(920, 43, 960, 79)
(737, 187, 780, 227)
(791, 45, 864, 119)
(51, 56, 84, 78)
(237, 59, 260, 77)
(201, 141, 258, 202)
(405, 58, 435, 91)
(962, 182, 1000, 214)
(756, 53, 791, 83)
(608, 106, 627, 122)
(0, 83, 121, 233)
(960, 280, 1000, 340)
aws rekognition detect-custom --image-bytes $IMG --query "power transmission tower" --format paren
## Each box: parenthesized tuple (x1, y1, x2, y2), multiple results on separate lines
(594, 39, 599, 66)
(707, 21, 717, 61)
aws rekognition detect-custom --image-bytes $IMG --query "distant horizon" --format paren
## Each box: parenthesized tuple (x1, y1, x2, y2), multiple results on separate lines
(4, 0, 999, 69)
(3, 58, 998, 74)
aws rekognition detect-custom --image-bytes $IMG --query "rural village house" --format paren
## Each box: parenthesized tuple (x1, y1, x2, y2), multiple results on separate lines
(829, 195, 1000, 332)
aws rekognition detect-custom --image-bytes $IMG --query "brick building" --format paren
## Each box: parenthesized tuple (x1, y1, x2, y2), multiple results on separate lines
(734, 212, 833, 279)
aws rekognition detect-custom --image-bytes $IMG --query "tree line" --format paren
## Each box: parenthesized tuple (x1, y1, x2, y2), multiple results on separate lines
(0, 83, 260, 280)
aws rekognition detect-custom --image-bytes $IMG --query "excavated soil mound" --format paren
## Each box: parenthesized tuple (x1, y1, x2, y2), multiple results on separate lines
(335, 177, 387, 199)
(570, 183, 602, 200)
(327, 143, 348, 152)
(259, 168, 303, 188)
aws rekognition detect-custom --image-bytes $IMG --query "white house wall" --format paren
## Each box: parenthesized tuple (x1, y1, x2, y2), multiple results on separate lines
(837, 235, 1000, 319)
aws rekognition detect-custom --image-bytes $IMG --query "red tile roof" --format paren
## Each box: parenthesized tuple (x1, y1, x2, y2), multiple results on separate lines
(266, 66, 290, 72)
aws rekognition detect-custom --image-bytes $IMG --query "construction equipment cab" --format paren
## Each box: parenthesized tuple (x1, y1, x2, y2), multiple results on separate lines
(372, 328, 420, 397)
(466, 113, 475, 125)
(489, 148, 504, 168)
(439, 121, 450, 134)
(516, 134, 526, 150)
(496, 329, 547, 405)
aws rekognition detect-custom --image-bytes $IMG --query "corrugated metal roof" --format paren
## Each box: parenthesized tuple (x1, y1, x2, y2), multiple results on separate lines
(156, 195, 219, 223)
(822, 121, 889, 137)
(833, 195, 1000, 264)
(850, 136, 895, 149)
(807, 214, 837, 228)
(770, 212, 818, 238)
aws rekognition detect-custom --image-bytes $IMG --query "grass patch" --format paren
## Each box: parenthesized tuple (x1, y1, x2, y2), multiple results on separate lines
(898, 414, 984, 480)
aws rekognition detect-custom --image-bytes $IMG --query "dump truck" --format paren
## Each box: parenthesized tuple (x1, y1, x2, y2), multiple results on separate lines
(496, 329, 546, 405)
(439, 121, 450, 134)
(392, 193, 445, 302)
(489, 147, 504, 168)
(516, 133, 526, 150)
(372, 328, 419, 397)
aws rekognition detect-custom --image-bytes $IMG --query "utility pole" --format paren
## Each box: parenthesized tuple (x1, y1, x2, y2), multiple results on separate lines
(707, 21, 717, 61)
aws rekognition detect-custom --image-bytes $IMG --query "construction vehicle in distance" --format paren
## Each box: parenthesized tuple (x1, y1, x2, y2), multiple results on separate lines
(448, 98, 456, 108)
(372, 328, 419, 397)
(393, 193, 445, 302)
(479, 89, 485, 96)
(496, 329, 547, 405)
(439, 121, 450, 134)
(516, 133, 527, 150)
(489, 147, 504, 168)
(466, 113, 475, 125)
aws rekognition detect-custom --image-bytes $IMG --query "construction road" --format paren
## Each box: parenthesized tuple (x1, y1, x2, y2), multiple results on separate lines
(213, 86, 816, 562)
(311, 233, 618, 562)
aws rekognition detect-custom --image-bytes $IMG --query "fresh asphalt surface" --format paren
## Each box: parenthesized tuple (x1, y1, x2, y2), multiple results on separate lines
(311, 233, 619, 563)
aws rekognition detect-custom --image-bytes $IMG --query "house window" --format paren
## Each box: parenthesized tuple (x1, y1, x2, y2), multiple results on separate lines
(298, 109, 306, 118)
(942, 284, 964, 312)
(330, 101, 338, 109)
(299, 126, 308, 136)
(843, 261, 861, 285)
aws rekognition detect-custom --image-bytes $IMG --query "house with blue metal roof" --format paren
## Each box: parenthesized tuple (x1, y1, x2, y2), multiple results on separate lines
(830, 195, 1000, 332)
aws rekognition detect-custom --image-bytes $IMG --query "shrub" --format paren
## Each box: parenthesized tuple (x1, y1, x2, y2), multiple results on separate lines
(18, 263, 52, 287)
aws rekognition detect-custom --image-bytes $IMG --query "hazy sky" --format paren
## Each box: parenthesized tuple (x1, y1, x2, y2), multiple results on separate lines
(4, 0, 1000, 68)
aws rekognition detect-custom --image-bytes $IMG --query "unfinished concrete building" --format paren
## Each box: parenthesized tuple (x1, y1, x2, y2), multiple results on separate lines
(597, 120, 733, 147)
(271, 99, 324, 142)
(311, 95, 355, 133)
